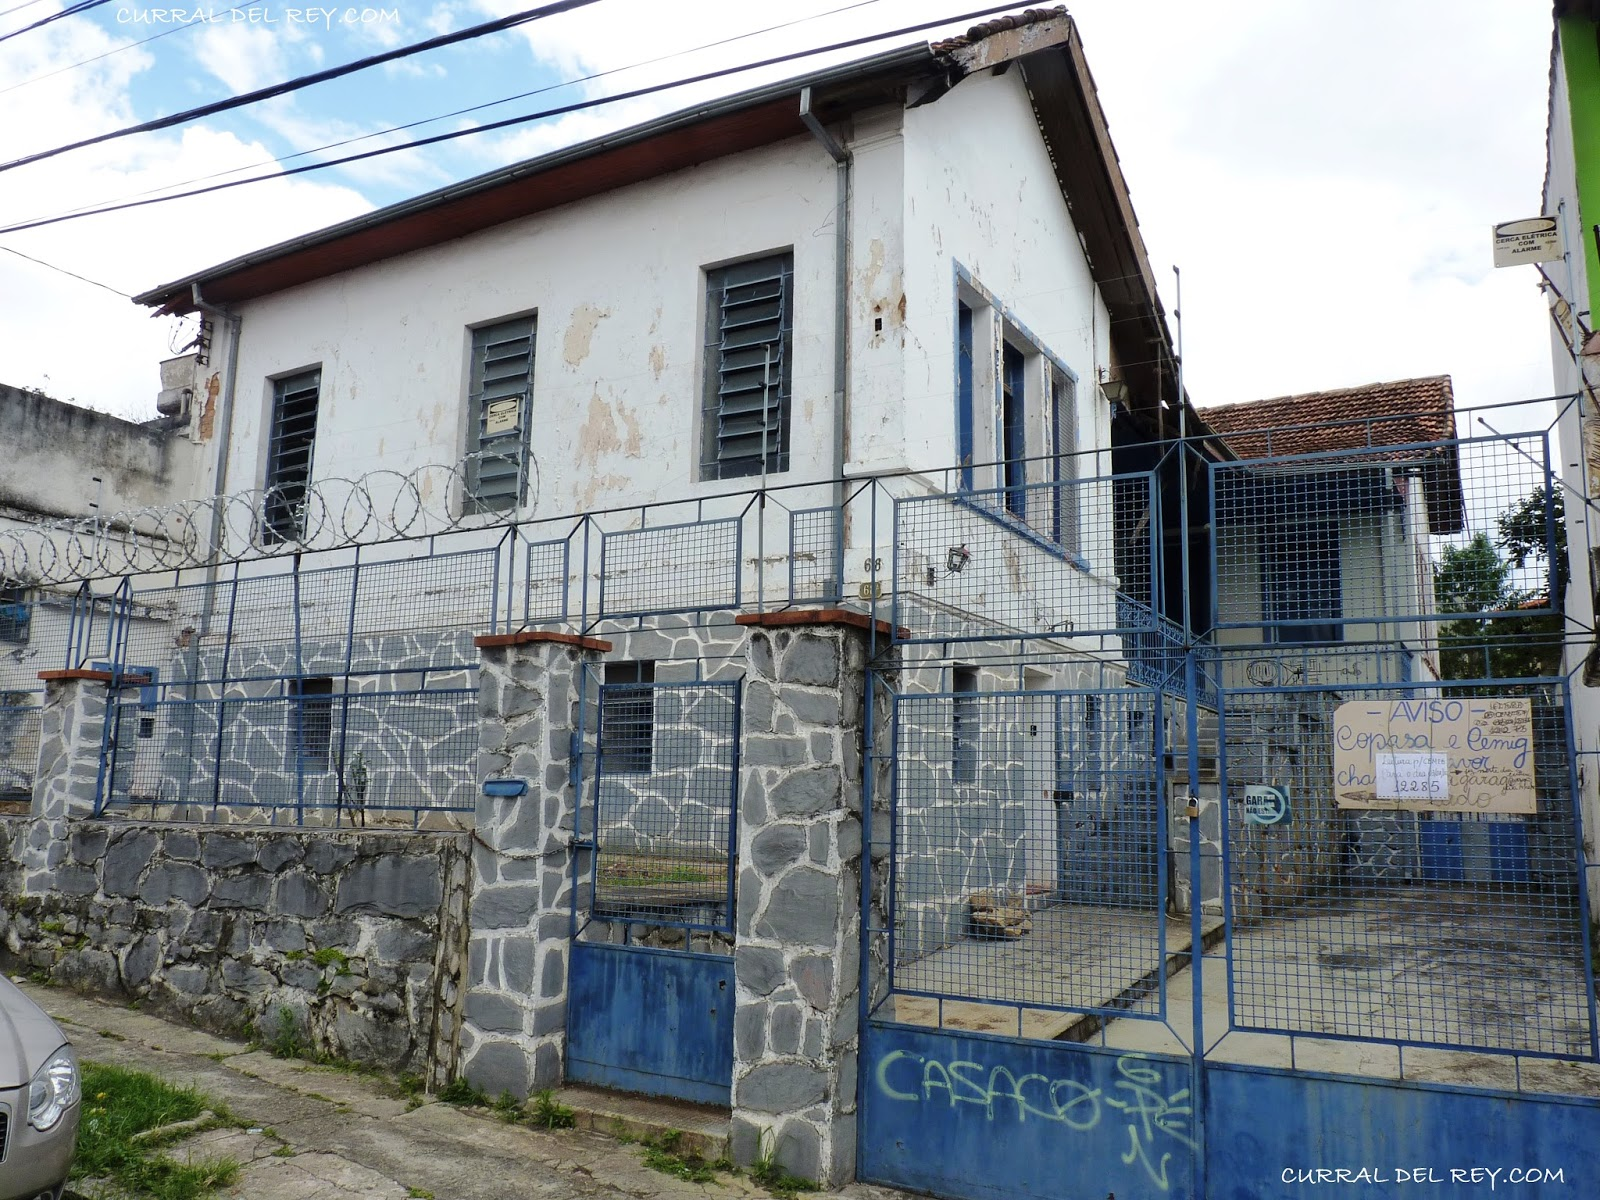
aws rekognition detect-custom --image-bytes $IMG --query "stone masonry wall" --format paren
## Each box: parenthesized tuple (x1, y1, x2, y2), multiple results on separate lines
(0, 816, 470, 1079)
(729, 618, 889, 1188)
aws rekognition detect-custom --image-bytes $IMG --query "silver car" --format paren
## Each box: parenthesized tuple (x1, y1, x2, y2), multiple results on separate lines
(0, 978, 79, 1200)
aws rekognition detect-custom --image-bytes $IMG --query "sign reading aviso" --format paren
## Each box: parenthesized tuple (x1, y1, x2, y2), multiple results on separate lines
(1332, 698, 1536, 814)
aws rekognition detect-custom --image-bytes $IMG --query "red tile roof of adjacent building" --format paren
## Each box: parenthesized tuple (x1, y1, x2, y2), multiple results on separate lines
(1198, 375, 1456, 461)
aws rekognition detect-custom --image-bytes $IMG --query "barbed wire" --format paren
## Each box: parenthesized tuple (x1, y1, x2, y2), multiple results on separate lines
(0, 451, 541, 586)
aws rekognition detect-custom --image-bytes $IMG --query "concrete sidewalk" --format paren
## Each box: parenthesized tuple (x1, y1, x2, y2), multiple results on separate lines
(20, 982, 897, 1200)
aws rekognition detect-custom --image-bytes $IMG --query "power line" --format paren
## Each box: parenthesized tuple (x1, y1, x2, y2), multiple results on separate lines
(0, 15, 213, 97)
(0, 2, 1026, 237)
(20, 0, 887, 223)
(0, 244, 130, 296)
(0, 0, 607, 174)
(0, 0, 113, 45)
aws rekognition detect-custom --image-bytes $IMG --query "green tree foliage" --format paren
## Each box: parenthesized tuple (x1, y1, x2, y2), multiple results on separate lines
(1435, 487, 1565, 681)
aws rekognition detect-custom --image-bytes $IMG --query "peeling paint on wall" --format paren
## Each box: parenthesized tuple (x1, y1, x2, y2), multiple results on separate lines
(563, 303, 610, 367)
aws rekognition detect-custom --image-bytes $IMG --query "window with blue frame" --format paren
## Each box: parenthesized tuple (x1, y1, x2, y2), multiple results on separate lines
(0, 580, 30, 644)
(1001, 343, 1027, 518)
(956, 302, 975, 490)
(1261, 522, 1343, 644)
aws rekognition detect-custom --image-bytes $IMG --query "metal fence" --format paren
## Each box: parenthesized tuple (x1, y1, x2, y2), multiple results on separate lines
(578, 676, 741, 943)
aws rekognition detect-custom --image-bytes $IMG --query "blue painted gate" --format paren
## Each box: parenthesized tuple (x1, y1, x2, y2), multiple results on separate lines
(566, 675, 740, 1105)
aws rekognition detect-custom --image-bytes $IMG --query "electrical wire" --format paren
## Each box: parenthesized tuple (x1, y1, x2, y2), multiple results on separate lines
(0, 0, 112, 45)
(16, 0, 888, 222)
(0, 15, 217, 97)
(0, 244, 130, 296)
(0, 0, 607, 173)
(0, 1, 1026, 237)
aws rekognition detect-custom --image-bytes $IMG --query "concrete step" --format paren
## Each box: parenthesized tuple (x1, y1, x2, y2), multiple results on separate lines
(553, 1084, 731, 1161)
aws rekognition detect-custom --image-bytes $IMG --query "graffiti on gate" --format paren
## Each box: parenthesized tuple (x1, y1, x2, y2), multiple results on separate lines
(874, 1048, 1195, 1191)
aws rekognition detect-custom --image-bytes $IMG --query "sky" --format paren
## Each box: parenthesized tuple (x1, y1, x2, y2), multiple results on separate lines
(0, 0, 1563, 436)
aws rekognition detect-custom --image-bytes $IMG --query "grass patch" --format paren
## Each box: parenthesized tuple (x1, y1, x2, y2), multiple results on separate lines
(492, 1090, 522, 1122)
(95, 1030, 127, 1042)
(436, 1077, 490, 1107)
(750, 1132, 819, 1200)
(309, 947, 351, 973)
(74, 1061, 240, 1200)
(528, 1089, 575, 1130)
(639, 1130, 720, 1184)
(407, 1189, 435, 1199)
(268, 1007, 306, 1060)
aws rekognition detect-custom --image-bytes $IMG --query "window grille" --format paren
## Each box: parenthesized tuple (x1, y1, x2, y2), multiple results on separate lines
(702, 254, 793, 479)
(1262, 522, 1343, 644)
(600, 661, 655, 774)
(288, 676, 334, 772)
(466, 317, 535, 511)
(0, 580, 29, 644)
(263, 369, 320, 542)
(951, 666, 978, 784)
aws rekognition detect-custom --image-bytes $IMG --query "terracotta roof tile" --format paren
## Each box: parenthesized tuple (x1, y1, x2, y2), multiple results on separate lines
(930, 6, 1069, 54)
(1199, 375, 1456, 461)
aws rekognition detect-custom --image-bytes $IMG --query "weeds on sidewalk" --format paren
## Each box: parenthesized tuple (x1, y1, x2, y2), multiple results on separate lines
(73, 1061, 239, 1200)
(749, 1133, 820, 1200)
(528, 1089, 576, 1130)
(639, 1130, 731, 1184)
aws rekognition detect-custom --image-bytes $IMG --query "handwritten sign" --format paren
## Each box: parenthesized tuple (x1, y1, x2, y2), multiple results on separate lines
(1333, 698, 1536, 814)
(1243, 785, 1289, 825)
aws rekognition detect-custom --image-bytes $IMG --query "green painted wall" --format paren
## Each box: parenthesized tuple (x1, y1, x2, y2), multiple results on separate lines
(1561, 14, 1600, 320)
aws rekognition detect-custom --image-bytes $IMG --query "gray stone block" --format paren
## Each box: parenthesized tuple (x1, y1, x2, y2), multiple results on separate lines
(68, 826, 108, 863)
(139, 863, 211, 907)
(165, 964, 209, 995)
(730, 1115, 763, 1168)
(372, 925, 434, 963)
(750, 825, 807, 877)
(56, 949, 120, 994)
(785, 689, 841, 726)
(540, 949, 564, 999)
(756, 869, 838, 948)
(736, 946, 785, 996)
(220, 960, 274, 992)
(791, 955, 834, 1011)
(332, 1009, 412, 1064)
(120, 934, 159, 989)
(199, 834, 258, 870)
(211, 873, 272, 909)
(164, 831, 199, 861)
(472, 886, 538, 930)
(261, 919, 308, 953)
(336, 857, 442, 919)
(465, 990, 525, 1034)
(776, 1119, 823, 1183)
(303, 840, 357, 875)
(274, 872, 331, 919)
(103, 829, 159, 896)
(54, 864, 98, 897)
(465, 1039, 529, 1098)
(735, 1004, 765, 1061)
(738, 1062, 827, 1112)
(257, 839, 305, 873)
(781, 635, 840, 687)
(770, 768, 841, 818)
(745, 736, 807, 768)
(770, 1004, 803, 1056)
(531, 1041, 561, 1090)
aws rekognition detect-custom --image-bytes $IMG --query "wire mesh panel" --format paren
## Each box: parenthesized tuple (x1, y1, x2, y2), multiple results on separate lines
(1217, 670, 1594, 1059)
(103, 681, 478, 824)
(581, 678, 740, 938)
(598, 519, 741, 619)
(1211, 432, 1557, 637)
(892, 472, 1157, 643)
(788, 506, 840, 604)
(522, 537, 570, 623)
(0, 702, 40, 805)
(889, 685, 1169, 1022)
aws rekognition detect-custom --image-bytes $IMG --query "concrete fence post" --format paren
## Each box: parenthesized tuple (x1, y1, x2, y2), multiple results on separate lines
(459, 630, 609, 1096)
(729, 611, 894, 1188)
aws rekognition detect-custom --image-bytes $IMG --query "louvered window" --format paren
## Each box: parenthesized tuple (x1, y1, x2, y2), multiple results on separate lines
(1051, 367, 1079, 553)
(263, 368, 320, 542)
(467, 317, 535, 512)
(702, 253, 793, 479)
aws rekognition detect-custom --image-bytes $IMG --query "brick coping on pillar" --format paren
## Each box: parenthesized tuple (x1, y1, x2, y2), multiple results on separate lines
(37, 669, 153, 684)
(735, 608, 905, 639)
(473, 630, 613, 652)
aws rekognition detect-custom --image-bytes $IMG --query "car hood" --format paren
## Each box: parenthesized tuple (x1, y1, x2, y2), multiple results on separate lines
(0, 976, 69, 1088)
